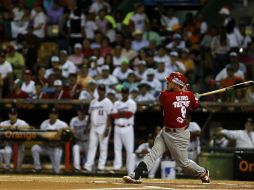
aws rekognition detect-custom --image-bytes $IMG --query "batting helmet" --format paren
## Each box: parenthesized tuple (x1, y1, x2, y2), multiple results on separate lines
(165, 72, 187, 88)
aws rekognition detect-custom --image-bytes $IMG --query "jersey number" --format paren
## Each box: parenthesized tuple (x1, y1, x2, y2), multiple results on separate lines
(181, 106, 186, 118)
(98, 110, 104, 116)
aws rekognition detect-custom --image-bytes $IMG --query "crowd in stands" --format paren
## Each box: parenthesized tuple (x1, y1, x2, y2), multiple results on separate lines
(0, 0, 254, 103)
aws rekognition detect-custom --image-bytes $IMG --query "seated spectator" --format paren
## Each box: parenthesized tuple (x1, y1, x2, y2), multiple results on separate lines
(11, 1, 29, 39)
(166, 33, 186, 50)
(153, 46, 171, 70)
(88, 56, 100, 79)
(0, 51, 13, 97)
(169, 51, 186, 73)
(32, 83, 49, 99)
(59, 50, 77, 78)
(154, 61, 171, 90)
(141, 69, 161, 97)
(43, 73, 56, 97)
(79, 79, 98, 101)
(131, 30, 149, 52)
(5, 45, 25, 79)
(45, 56, 61, 79)
(159, 7, 180, 32)
(179, 48, 195, 72)
(142, 23, 161, 46)
(134, 60, 147, 81)
(35, 66, 47, 86)
(77, 64, 93, 89)
(68, 43, 84, 66)
(9, 80, 28, 99)
(215, 53, 245, 82)
(100, 37, 112, 57)
(128, 133, 161, 178)
(97, 65, 118, 89)
(67, 9, 85, 48)
(19, 69, 36, 97)
(66, 73, 82, 99)
(122, 72, 139, 93)
(52, 80, 71, 100)
(84, 12, 98, 41)
(82, 38, 94, 58)
(30, 4, 47, 39)
(121, 37, 138, 61)
(112, 58, 133, 82)
(112, 45, 124, 67)
(136, 82, 155, 102)
(220, 67, 244, 88)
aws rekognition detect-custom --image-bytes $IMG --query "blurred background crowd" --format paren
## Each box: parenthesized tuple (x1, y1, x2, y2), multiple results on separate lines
(0, 0, 254, 104)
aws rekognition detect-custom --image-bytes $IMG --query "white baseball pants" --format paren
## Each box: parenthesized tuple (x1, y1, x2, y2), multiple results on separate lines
(84, 125, 110, 171)
(72, 141, 88, 170)
(129, 153, 161, 177)
(0, 145, 12, 170)
(31, 145, 63, 173)
(113, 125, 134, 172)
(143, 128, 206, 177)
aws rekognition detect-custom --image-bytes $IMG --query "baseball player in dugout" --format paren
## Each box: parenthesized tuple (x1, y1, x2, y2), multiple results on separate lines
(110, 87, 137, 174)
(0, 108, 30, 172)
(31, 107, 69, 174)
(215, 118, 254, 149)
(70, 106, 90, 173)
(83, 84, 113, 173)
(123, 72, 210, 184)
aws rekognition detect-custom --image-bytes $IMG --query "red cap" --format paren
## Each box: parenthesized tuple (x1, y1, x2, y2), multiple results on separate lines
(165, 72, 187, 88)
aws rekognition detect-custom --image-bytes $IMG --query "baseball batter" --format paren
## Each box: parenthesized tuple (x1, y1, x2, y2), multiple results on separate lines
(111, 87, 137, 174)
(70, 106, 89, 172)
(123, 72, 210, 184)
(0, 108, 30, 172)
(84, 84, 113, 172)
(31, 108, 68, 174)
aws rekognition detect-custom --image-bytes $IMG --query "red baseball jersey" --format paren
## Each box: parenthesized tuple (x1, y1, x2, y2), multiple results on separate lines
(159, 90, 199, 129)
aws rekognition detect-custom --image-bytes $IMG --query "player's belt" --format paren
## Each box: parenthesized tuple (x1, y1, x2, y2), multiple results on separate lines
(116, 124, 132, 128)
(164, 126, 188, 133)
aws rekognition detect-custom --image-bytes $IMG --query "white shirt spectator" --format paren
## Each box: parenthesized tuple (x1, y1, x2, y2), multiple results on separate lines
(166, 41, 186, 50)
(188, 122, 201, 154)
(221, 129, 254, 149)
(62, 60, 77, 78)
(0, 119, 29, 129)
(131, 39, 149, 52)
(136, 93, 155, 102)
(79, 89, 98, 101)
(21, 80, 36, 96)
(141, 78, 162, 95)
(210, 136, 229, 148)
(84, 20, 98, 40)
(215, 68, 244, 81)
(153, 55, 172, 69)
(30, 9, 47, 38)
(131, 13, 147, 32)
(112, 67, 134, 82)
(227, 27, 243, 48)
(97, 75, 118, 88)
(89, 0, 111, 14)
(0, 61, 13, 79)
(160, 15, 179, 31)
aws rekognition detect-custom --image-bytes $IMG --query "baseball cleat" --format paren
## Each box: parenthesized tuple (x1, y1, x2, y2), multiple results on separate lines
(122, 174, 142, 184)
(200, 169, 210, 184)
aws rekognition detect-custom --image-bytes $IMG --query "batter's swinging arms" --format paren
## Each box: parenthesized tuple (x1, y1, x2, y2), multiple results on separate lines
(123, 72, 210, 184)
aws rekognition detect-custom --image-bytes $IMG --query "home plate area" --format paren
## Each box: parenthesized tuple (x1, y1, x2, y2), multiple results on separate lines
(0, 175, 254, 190)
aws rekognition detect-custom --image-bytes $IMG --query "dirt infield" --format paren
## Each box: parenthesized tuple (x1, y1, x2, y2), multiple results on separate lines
(0, 175, 253, 190)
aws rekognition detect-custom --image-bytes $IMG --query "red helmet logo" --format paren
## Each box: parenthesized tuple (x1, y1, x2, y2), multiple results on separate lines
(165, 72, 187, 88)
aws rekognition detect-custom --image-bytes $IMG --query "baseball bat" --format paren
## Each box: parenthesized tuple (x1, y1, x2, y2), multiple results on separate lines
(196, 81, 254, 98)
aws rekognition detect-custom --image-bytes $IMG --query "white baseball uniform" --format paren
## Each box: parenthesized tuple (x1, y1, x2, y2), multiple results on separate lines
(31, 119, 68, 173)
(221, 129, 254, 148)
(112, 98, 137, 173)
(70, 115, 89, 170)
(0, 119, 29, 171)
(84, 97, 113, 171)
(187, 122, 201, 162)
(128, 142, 161, 177)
